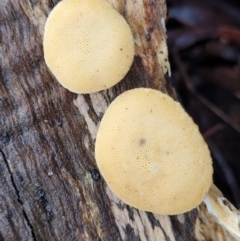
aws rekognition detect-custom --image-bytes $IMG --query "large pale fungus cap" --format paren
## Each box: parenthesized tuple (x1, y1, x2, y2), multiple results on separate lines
(43, 0, 134, 93)
(95, 88, 213, 215)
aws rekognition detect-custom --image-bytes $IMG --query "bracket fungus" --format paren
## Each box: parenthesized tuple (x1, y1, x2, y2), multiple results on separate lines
(95, 88, 213, 215)
(43, 0, 134, 93)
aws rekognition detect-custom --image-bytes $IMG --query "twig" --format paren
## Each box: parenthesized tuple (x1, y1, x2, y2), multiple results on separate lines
(202, 124, 224, 139)
(172, 48, 240, 134)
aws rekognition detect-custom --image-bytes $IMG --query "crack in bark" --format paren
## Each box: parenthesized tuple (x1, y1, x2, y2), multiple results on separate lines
(137, 210, 149, 240)
(145, 212, 171, 241)
(0, 150, 37, 241)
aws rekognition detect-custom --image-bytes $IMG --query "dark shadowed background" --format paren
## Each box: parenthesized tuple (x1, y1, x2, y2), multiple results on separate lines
(167, 0, 240, 208)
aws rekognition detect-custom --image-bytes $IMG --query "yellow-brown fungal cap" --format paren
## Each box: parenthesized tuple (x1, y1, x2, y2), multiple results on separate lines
(95, 88, 213, 215)
(43, 0, 134, 93)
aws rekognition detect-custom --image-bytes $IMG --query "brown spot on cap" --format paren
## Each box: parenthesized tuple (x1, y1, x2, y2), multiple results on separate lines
(43, 0, 134, 93)
(95, 88, 213, 215)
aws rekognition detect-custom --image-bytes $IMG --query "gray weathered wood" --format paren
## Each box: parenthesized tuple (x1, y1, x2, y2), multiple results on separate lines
(1, 1, 239, 240)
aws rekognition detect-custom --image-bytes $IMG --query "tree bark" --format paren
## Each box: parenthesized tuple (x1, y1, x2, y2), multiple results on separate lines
(0, 0, 239, 240)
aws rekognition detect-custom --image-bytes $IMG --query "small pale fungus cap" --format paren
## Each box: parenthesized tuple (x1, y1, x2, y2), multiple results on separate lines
(43, 0, 134, 93)
(95, 88, 213, 215)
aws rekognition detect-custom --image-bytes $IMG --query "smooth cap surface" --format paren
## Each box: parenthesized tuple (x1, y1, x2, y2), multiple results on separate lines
(95, 88, 213, 215)
(43, 0, 134, 93)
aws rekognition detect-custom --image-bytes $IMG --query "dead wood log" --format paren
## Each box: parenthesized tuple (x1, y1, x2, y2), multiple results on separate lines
(0, 0, 239, 240)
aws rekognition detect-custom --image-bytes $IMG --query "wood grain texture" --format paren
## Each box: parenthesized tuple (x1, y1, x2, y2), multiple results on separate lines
(1, 0, 236, 240)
